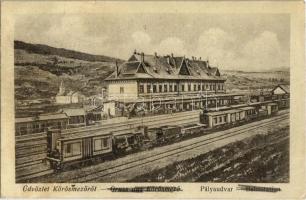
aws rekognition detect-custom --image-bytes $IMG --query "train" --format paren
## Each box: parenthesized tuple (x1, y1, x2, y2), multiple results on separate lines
(46, 97, 289, 170)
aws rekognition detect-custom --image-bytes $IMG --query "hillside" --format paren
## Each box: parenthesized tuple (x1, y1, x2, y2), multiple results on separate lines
(14, 41, 123, 101)
(15, 40, 122, 63)
(222, 70, 289, 93)
(14, 41, 290, 102)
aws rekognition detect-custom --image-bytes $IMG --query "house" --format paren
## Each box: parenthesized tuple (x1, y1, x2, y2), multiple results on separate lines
(105, 51, 226, 101)
(55, 81, 84, 104)
(271, 84, 290, 95)
(60, 108, 86, 128)
(85, 106, 103, 124)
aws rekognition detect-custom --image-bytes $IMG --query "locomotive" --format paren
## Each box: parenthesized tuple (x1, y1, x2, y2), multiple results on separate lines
(46, 97, 289, 170)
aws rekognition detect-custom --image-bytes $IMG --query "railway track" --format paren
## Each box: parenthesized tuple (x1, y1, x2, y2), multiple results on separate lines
(30, 111, 288, 183)
(15, 110, 200, 181)
(71, 114, 289, 182)
(61, 111, 200, 136)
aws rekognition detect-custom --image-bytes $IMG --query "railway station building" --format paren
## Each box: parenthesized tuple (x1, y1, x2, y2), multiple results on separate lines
(105, 51, 237, 117)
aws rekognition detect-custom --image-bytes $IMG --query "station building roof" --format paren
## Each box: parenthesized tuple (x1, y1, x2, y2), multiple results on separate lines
(105, 52, 226, 81)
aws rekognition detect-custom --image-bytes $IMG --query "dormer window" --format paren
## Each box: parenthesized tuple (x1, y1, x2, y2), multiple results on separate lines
(153, 67, 158, 73)
(196, 70, 200, 75)
(166, 68, 171, 74)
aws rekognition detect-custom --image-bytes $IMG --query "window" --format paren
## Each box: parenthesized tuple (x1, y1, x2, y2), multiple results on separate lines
(181, 85, 185, 92)
(219, 116, 222, 122)
(214, 118, 218, 124)
(198, 84, 201, 91)
(169, 85, 173, 92)
(120, 87, 124, 94)
(69, 116, 80, 124)
(94, 138, 109, 151)
(174, 85, 177, 92)
(79, 116, 85, 123)
(41, 123, 46, 131)
(20, 126, 27, 135)
(224, 116, 227, 122)
(33, 123, 40, 133)
(103, 138, 108, 147)
(94, 139, 102, 151)
(67, 144, 71, 154)
(209, 85, 212, 90)
(164, 84, 168, 92)
(65, 142, 81, 157)
(153, 85, 157, 93)
(188, 84, 191, 91)
(202, 85, 205, 91)
(218, 84, 220, 90)
(194, 84, 197, 91)
(159, 85, 163, 93)
(95, 114, 102, 121)
(213, 85, 215, 90)
(139, 85, 144, 93)
(147, 85, 151, 93)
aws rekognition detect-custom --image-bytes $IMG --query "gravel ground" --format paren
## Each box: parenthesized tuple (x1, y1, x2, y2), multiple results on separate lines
(129, 125, 289, 183)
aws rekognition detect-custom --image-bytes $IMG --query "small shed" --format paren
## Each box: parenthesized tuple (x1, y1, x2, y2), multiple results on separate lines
(271, 85, 290, 95)
(61, 108, 86, 127)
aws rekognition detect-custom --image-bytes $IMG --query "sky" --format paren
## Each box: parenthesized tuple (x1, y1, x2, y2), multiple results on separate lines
(15, 13, 290, 71)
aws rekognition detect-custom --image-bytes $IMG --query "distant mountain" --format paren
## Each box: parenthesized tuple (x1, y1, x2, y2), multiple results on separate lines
(222, 69, 289, 92)
(14, 40, 122, 101)
(14, 40, 123, 63)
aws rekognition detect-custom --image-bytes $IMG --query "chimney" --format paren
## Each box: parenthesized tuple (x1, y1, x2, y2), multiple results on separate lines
(134, 49, 137, 54)
(199, 57, 202, 60)
(141, 52, 144, 63)
(192, 56, 194, 61)
(154, 52, 157, 57)
(167, 56, 170, 64)
(171, 53, 174, 58)
(115, 61, 119, 78)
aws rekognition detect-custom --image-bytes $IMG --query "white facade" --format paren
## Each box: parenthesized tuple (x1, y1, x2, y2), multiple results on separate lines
(107, 80, 138, 100)
(55, 92, 83, 104)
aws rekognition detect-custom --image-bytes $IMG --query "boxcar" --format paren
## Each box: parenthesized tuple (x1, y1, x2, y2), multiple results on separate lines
(201, 109, 248, 128)
(238, 106, 257, 121)
(47, 129, 113, 168)
(180, 124, 206, 137)
(160, 125, 181, 142)
(145, 125, 181, 144)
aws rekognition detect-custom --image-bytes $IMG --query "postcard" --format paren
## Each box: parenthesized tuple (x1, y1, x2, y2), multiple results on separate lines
(1, 1, 305, 199)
